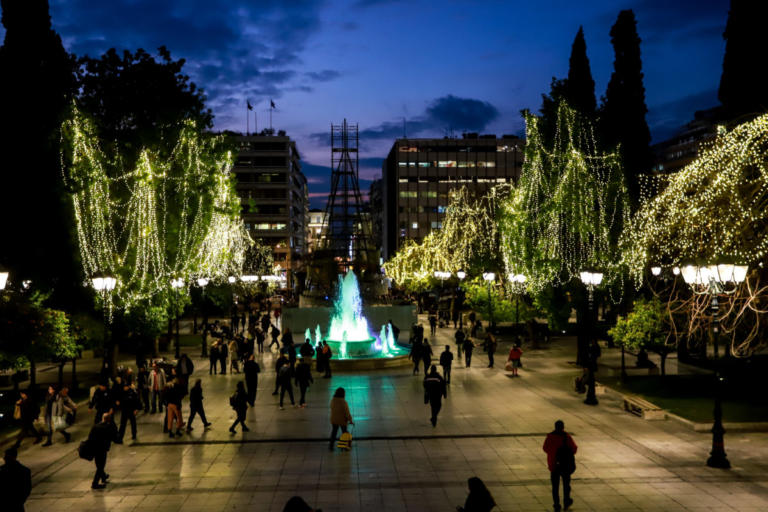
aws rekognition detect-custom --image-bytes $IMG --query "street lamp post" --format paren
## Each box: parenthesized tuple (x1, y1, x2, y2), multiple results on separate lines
(91, 272, 117, 377)
(579, 270, 603, 406)
(508, 273, 527, 326)
(681, 263, 747, 469)
(482, 272, 496, 333)
(171, 277, 185, 359)
(0, 265, 9, 291)
(197, 277, 209, 357)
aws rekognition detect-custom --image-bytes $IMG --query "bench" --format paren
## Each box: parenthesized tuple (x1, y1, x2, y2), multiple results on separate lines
(623, 395, 665, 420)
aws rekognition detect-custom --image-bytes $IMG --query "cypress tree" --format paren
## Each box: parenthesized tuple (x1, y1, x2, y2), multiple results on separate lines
(0, 1, 79, 299)
(718, 0, 768, 119)
(565, 27, 597, 116)
(600, 9, 652, 207)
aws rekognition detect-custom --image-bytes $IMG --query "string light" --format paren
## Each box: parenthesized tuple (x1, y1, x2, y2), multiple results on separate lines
(61, 105, 255, 309)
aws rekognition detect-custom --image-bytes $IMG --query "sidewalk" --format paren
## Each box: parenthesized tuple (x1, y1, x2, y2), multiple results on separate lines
(8, 315, 768, 512)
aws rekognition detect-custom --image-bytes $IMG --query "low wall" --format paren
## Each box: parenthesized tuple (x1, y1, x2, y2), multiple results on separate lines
(282, 305, 417, 343)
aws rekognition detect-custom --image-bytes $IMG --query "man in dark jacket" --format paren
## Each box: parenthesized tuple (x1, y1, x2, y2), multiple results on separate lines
(0, 447, 31, 512)
(421, 338, 433, 375)
(462, 337, 474, 368)
(89, 382, 113, 425)
(543, 420, 578, 512)
(243, 355, 260, 406)
(176, 354, 194, 394)
(439, 345, 454, 383)
(272, 352, 288, 395)
(423, 365, 447, 427)
(219, 340, 228, 375)
(295, 357, 314, 407)
(277, 360, 296, 409)
(14, 390, 42, 448)
(299, 338, 315, 359)
(483, 333, 497, 368)
(88, 412, 118, 489)
(454, 328, 465, 360)
(115, 383, 140, 443)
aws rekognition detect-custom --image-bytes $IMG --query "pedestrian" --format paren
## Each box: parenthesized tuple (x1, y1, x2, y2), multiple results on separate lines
(277, 358, 296, 409)
(229, 381, 250, 433)
(219, 338, 229, 374)
(137, 364, 150, 412)
(209, 341, 219, 374)
(409, 339, 422, 375)
(454, 327, 465, 361)
(269, 324, 281, 351)
(300, 338, 315, 359)
(115, 381, 140, 443)
(463, 337, 474, 368)
(53, 385, 76, 443)
(243, 354, 261, 406)
(295, 357, 314, 408)
(328, 387, 353, 451)
(232, 306, 241, 333)
(42, 385, 57, 447)
(471, 319, 481, 338)
(13, 390, 41, 448)
(164, 381, 184, 438)
(421, 337, 433, 374)
(0, 447, 31, 512)
(186, 379, 212, 431)
(176, 353, 195, 394)
(423, 365, 447, 427)
(272, 351, 289, 395)
(483, 332, 497, 368)
(147, 363, 166, 414)
(89, 381, 113, 424)
(456, 476, 496, 512)
(439, 345, 454, 383)
(283, 496, 319, 512)
(315, 342, 325, 374)
(260, 312, 271, 334)
(507, 344, 523, 376)
(543, 420, 578, 512)
(322, 341, 333, 378)
(229, 338, 240, 373)
(255, 328, 265, 353)
(87, 412, 117, 489)
(428, 312, 437, 336)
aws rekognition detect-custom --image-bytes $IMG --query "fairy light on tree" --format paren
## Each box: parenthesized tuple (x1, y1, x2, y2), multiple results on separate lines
(61, 105, 254, 309)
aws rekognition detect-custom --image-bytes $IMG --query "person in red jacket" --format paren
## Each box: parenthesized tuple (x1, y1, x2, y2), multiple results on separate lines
(542, 420, 578, 512)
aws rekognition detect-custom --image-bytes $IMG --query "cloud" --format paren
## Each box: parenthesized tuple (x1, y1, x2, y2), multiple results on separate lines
(310, 94, 499, 143)
(304, 70, 342, 82)
(46, 0, 325, 126)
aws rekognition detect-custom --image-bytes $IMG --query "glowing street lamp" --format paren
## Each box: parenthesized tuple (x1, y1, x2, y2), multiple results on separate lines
(680, 261, 748, 470)
(91, 271, 117, 377)
(170, 277, 185, 359)
(0, 264, 9, 291)
(482, 272, 496, 332)
(508, 273, 527, 325)
(196, 278, 210, 356)
(456, 270, 466, 280)
(579, 270, 603, 406)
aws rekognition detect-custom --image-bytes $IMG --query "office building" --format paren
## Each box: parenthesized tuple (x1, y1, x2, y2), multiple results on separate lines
(382, 134, 523, 259)
(307, 208, 326, 254)
(232, 133, 308, 289)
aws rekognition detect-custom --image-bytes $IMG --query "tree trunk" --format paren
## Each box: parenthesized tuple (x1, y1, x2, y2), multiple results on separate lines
(58, 362, 65, 386)
(660, 352, 667, 376)
(29, 360, 36, 388)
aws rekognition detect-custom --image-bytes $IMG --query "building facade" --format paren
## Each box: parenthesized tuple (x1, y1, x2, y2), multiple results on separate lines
(232, 134, 308, 289)
(382, 134, 523, 259)
(652, 107, 720, 176)
(306, 208, 326, 254)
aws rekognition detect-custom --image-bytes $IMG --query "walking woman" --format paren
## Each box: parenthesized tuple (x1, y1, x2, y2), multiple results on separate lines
(457, 476, 496, 512)
(328, 387, 354, 451)
(229, 381, 249, 433)
(507, 344, 523, 377)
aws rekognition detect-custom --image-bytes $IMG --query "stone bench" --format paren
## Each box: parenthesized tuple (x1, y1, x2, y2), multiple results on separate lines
(623, 395, 665, 420)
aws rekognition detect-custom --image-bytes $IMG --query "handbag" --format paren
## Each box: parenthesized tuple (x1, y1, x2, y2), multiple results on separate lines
(78, 440, 95, 461)
(13, 404, 21, 420)
(53, 415, 68, 430)
(504, 361, 514, 372)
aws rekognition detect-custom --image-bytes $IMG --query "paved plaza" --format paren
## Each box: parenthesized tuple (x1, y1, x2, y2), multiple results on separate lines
(9, 321, 768, 512)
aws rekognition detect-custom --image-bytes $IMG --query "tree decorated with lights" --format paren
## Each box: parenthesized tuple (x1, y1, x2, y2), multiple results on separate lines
(623, 113, 768, 355)
(499, 101, 630, 296)
(61, 105, 253, 310)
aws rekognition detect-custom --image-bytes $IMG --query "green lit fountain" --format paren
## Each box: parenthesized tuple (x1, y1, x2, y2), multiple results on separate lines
(305, 271, 407, 360)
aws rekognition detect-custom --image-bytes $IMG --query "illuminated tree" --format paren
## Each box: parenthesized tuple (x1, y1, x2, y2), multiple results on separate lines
(61, 106, 254, 311)
(499, 101, 630, 296)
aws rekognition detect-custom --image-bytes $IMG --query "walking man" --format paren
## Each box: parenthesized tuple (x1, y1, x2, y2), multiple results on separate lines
(115, 381, 140, 443)
(243, 354, 260, 406)
(89, 382, 113, 425)
(454, 327, 465, 361)
(543, 420, 578, 512)
(428, 313, 437, 336)
(423, 365, 447, 427)
(88, 412, 117, 489)
(219, 339, 228, 374)
(229, 382, 249, 433)
(462, 337, 474, 368)
(209, 341, 219, 374)
(0, 447, 31, 512)
(295, 357, 314, 408)
(277, 361, 296, 409)
(439, 345, 454, 384)
(272, 351, 289, 395)
(483, 332, 497, 368)
(421, 338, 433, 375)
(322, 341, 333, 378)
(186, 379, 211, 431)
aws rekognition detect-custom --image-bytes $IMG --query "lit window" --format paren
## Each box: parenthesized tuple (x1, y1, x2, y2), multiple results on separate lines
(412, 222, 418, 229)
(399, 178, 408, 183)
(431, 221, 443, 229)
(437, 205, 446, 214)
(424, 191, 437, 198)
(418, 162, 430, 168)
(316, 228, 321, 234)
(399, 191, 418, 198)
(438, 160, 456, 167)
(399, 162, 407, 167)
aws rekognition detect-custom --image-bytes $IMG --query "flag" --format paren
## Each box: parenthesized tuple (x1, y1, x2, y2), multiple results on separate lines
(247, 100, 253, 111)
(270, 99, 276, 109)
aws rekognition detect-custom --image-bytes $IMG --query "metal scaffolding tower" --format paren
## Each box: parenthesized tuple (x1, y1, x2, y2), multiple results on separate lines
(320, 119, 371, 271)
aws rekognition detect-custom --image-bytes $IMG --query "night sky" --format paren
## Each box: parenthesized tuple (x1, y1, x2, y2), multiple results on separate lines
(1, 0, 729, 207)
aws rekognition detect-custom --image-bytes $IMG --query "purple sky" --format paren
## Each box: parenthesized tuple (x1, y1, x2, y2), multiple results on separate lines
(2, 0, 729, 207)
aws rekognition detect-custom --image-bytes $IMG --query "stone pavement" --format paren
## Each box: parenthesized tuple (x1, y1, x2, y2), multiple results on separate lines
(10, 316, 768, 512)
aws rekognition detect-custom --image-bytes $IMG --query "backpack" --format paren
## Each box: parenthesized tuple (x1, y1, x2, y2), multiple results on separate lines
(554, 433, 576, 474)
(78, 439, 95, 461)
(229, 393, 238, 408)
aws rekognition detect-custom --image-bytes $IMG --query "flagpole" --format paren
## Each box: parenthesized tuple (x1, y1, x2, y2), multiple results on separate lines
(246, 103, 250, 136)
(254, 109, 257, 135)
(270, 103, 273, 132)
